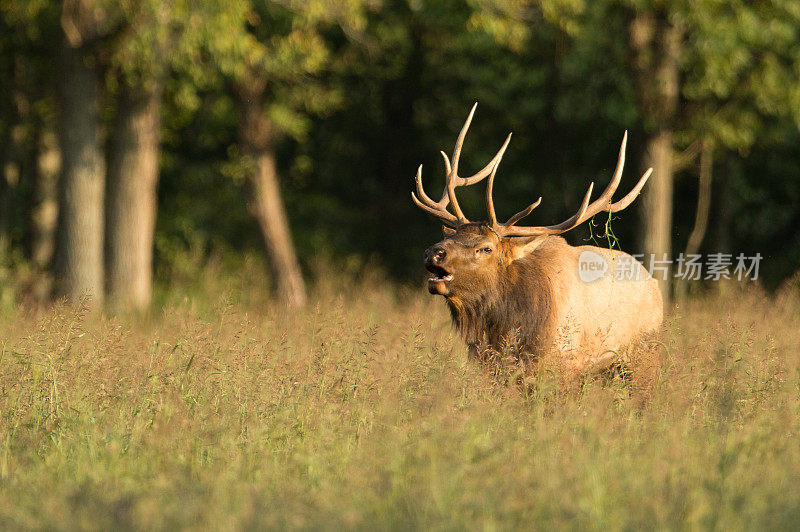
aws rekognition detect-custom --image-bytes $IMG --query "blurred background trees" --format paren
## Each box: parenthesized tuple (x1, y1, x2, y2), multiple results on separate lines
(1, 0, 799, 311)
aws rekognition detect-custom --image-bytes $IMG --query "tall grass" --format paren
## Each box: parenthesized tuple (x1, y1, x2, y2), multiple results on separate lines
(1, 268, 800, 529)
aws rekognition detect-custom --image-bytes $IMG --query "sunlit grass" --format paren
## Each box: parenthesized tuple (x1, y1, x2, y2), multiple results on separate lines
(1, 269, 800, 529)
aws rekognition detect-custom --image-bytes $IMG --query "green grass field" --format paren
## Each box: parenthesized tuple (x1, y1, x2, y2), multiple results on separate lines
(2, 269, 800, 530)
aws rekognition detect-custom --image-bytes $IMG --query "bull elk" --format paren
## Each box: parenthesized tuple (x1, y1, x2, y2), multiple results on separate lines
(412, 104, 663, 371)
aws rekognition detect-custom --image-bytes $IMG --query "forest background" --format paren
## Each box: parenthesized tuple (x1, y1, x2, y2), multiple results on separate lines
(2, 0, 800, 311)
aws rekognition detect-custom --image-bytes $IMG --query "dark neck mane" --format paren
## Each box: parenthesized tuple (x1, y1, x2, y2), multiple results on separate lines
(446, 248, 556, 354)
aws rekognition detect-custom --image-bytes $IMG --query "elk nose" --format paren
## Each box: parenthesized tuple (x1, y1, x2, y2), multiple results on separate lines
(424, 246, 446, 265)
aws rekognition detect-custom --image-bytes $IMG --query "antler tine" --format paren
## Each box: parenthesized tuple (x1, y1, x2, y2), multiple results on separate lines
(411, 191, 458, 225)
(460, 132, 513, 186)
(450, 103, 477, 183)
(486, 161, 499, 226)
(414, 165, 439, 208)
(610, 167, 652, 211)
(445, 181, 467, 222)
(601, 130, 627, 203)
(446, 103, 478, 222)
(543, 182, 594, 232)
(440, 151, 452, 175)
(485, 133, 513, 227)
(435, 151, 452, 205)
(503, 183, 595, 237)
(566, 131, 628, 226)
(413, 164, 458, 225)
(503, 197, 542, 228)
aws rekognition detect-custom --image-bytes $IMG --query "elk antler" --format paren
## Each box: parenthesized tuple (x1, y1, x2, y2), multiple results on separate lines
(411, 103, 512, 226)
(411, 104, 653, 237)
(498, 132, 652, 237)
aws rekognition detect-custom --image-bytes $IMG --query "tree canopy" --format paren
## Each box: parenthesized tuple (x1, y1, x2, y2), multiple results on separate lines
(2, 0, 800, 309)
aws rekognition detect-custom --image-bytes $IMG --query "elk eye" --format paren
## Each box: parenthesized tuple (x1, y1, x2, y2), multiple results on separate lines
(479, 247, 492, 255)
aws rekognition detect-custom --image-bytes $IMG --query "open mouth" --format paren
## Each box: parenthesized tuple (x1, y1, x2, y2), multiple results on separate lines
(426, 264, 453, 295)
(426, 264, 453, 282)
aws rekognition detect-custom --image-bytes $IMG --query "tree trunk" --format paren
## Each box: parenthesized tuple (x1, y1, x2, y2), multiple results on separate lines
(105, 83, 162, 311)
(630, 10, 682, 301)
(235, 86, 307, 308)
(640, 129, 674, 272)
(248, 150, 307, 308)
(684, 139, 713, 258)
(55, 44, 105, 304)
(675, 139, 713, 300)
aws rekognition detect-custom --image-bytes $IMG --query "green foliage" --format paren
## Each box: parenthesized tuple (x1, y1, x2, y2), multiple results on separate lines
(681, 0, 800, 150)
(200, 0, 370, 138)
(2, 0, 800, 289)
(158, 0, 800, 284)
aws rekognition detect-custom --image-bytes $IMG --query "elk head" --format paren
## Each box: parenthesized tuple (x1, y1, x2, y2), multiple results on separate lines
(413, 104, 652, 300)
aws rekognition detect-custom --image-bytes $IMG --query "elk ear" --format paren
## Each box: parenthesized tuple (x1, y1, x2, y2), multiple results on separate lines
(505, 235, 547, 261)
(442, 225, 457, 237)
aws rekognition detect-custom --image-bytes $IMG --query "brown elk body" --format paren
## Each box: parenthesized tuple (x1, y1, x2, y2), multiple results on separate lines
(413, 104, 663, 370)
